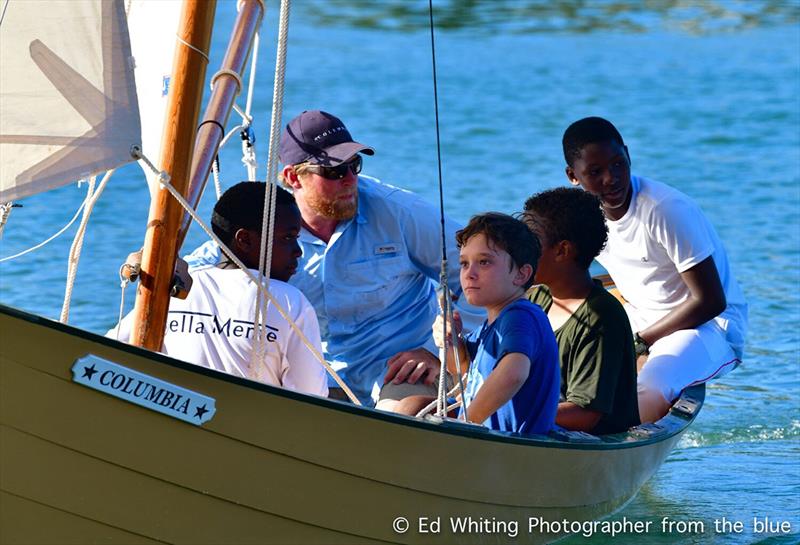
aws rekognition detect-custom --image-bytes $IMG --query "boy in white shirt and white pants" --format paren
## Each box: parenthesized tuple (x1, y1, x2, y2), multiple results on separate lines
(562, 117, 747, 422)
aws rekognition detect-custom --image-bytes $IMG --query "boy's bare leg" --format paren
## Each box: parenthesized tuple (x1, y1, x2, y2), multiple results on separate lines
(374, 398, 399, 412)
(638, 389, 671, 423)
(392, 395, 437, 416)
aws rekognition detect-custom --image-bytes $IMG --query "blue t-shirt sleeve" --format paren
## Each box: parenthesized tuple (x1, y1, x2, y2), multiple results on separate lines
(464, 327, 480, 361)
(494, 307, 537, 363)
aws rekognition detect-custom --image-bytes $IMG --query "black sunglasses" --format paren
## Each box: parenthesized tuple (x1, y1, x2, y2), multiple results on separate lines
(304, 155, 362, 180)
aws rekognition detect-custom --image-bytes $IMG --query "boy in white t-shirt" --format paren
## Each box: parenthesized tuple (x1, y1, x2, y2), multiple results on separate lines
(562, 117, 747, 422)
(110, 183, 328, 397)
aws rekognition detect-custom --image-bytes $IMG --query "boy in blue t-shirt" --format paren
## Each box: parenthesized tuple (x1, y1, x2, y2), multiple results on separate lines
(439, 213, 560, 435)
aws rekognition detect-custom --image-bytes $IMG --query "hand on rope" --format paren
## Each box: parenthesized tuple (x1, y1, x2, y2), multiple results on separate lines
(433, 308, 468, 375)
(116, 262, 134, 341)
(119, 248, 192, 299)
(432, 308, 463, 351)
(435, 288, 471, 420)
(120, 249, 143, 282)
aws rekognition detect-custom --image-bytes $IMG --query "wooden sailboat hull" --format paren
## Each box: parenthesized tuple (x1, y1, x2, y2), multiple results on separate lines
(0, 304, 702, 544)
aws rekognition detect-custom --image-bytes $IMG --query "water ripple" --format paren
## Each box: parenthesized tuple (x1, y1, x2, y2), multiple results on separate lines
(307, 0, 800, 35)
(679, 421, 800, 448)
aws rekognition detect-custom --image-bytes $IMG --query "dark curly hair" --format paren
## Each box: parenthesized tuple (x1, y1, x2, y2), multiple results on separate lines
(562, 116, 625, 167)
(455, 212, 541, 290)
(211, 182, 296, 245)
(522, 187, 607, 270)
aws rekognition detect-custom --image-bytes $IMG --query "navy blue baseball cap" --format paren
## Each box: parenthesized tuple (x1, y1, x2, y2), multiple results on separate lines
(279, 110, 374, 167)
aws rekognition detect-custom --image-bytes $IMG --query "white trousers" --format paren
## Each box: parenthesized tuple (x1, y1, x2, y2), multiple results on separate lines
(635, 320, 740, 402)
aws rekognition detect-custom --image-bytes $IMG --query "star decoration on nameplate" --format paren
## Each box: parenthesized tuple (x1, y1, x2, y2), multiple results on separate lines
(72, 356, 217, 426)
(194, 404, 209, 419)
(82, 364, 98, 380)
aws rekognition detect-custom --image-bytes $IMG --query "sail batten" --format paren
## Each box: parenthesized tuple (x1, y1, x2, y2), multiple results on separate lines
(0, 0, 141, 202)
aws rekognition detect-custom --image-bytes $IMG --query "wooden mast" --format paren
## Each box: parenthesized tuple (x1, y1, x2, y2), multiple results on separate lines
(177, 0, 265, 249)
(130, 0, 216, 351)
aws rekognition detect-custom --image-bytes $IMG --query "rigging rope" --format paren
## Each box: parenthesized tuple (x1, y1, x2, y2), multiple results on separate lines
(0, 201, 16, 238)
(125, 2, 354, 398)
(427, 0, 469, 420)
(0, 0, 10, 27)
(0, 186, 90, 263)
(253, 0, 291, 381)
(116, 262, 135, 341)
(60, 170, 115, 323)
(212, 155, 224, 199)
(416, 384, 463, 418)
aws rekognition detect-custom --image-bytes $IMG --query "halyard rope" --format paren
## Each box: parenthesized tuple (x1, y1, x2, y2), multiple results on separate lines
(427, 0, 469, 420)
(253, 0, 290, 384)
(60, 170, 115, 323)
(416, 385, 463, 418)
(116, 263, 135, 341)
(122, 0, 352, 399)
(0, 187, 90, 263)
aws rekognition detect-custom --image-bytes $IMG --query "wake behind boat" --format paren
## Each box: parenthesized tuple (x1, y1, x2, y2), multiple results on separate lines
(0, 1, 706, 543)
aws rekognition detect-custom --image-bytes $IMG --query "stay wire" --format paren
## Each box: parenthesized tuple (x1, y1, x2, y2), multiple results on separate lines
(428, 0, 468, 422)
(428, 0, 446, 269)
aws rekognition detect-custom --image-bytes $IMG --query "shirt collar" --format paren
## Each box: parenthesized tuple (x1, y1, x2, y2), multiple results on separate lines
(354, 176, 367, 224)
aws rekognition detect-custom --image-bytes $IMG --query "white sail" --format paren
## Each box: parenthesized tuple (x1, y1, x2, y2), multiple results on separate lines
(0, 0, 141, 202)
(126, 0, 183, 196)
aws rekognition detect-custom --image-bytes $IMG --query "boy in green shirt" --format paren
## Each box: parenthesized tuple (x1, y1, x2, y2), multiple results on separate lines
(523, 188, 639, 435)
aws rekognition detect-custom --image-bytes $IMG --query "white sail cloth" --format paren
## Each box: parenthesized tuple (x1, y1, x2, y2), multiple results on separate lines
(126, 0, 182, 197)
(0, 0, 141, 202)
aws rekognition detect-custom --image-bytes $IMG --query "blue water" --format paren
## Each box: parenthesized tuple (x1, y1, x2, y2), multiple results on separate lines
(1, 2, 798, 543)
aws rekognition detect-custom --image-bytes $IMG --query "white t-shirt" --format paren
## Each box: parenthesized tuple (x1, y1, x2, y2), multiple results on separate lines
(110, 266, 328, 397)
(597, 175, 747, 356)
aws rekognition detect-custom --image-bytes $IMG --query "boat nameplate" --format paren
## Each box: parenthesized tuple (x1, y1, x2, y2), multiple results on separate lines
(71, 355, 216, 426)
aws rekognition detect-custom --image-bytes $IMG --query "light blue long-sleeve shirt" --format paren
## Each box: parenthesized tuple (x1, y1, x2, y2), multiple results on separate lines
(185, 176, 481, 405)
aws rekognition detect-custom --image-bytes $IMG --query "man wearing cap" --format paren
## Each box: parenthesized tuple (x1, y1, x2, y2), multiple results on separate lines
(186, 110, 478, 406)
